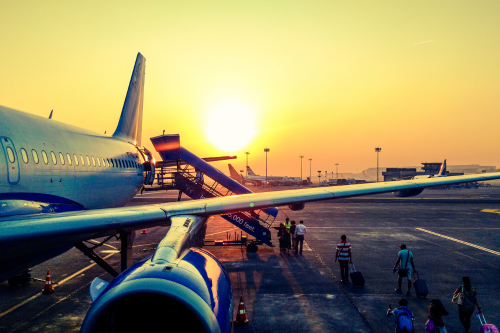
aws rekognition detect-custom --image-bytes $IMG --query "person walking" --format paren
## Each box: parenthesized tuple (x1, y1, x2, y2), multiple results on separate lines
(452, 276, 482, 333)
(387, 298, 415, 333)
(277, 223, 286, 255)
(294, 220, 306, 255)
(427, 299, 449, 333)
(392, 244, 417, 296)
(290, 220, 297, 251)
(335, 235, 352, 283)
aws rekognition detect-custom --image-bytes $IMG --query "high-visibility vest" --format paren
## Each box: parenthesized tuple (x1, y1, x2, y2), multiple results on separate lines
(284, 221, 291, 231)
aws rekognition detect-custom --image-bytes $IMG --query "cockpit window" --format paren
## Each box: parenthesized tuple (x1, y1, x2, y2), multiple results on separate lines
(6, 147, 15, 163)
(32, 149, 39, 164)
(41, 150, 48, 164)
(20, 148, 28, 164)
(59, 152, 65, 165)
(51, 151, 57, 165)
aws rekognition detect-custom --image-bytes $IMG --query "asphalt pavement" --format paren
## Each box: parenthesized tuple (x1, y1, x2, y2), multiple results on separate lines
(0, 187, 499, 332)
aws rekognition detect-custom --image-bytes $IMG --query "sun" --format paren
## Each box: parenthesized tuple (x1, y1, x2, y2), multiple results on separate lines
(206, 101, 256, 152)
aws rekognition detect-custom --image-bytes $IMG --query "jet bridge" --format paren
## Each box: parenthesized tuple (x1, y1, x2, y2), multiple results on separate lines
(150, 134, 278, 247)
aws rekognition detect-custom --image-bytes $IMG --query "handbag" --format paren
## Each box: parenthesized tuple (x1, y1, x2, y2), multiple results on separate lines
(398, 250, 410, 278)
(425, 319, 435, 333)
(452, 286, 464, 305)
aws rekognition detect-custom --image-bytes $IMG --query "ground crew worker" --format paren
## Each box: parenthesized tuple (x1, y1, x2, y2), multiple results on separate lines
(284, 218, 291, 232)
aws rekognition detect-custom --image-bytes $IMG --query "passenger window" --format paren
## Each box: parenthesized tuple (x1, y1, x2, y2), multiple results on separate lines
(51, 152, 57, 165)
(59, 152, 65, 165)
(119, 160, 123, 168)
(42, 150, 48, 164)
(92, 156, 96, 167)
(80, 155, 85, 166)
(32, 149, 39, 164)
(67, 153, 72, 166)
(107, 158, 111, 167)
(102, 157, 106, 167)
(20, 148, 28, 164)
(97, 156, 101, 167)
(86, 156, 90, 166)
(6, 147, 15, 163)
(73, 154, 78, 166)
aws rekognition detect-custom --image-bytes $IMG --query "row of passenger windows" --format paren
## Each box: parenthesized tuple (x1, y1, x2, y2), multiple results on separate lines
(7, 146, 142, 170)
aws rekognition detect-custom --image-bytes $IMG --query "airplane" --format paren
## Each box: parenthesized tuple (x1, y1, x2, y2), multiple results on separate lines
(2, 53, 500, 333)
(393, 159, 456, 197)
(228, 164, 301, 186)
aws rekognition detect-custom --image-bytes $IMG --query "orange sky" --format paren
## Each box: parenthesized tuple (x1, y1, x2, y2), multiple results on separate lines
(1, 1, 500, 177)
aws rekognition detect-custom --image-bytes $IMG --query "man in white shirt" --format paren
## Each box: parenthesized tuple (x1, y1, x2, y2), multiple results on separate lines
(293, 220, 307, 255)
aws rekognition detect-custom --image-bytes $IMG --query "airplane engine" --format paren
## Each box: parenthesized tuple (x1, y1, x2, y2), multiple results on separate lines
(288, 203, 305, 211)
(81, 247, 233, 333)
(393, 188, 425, 197)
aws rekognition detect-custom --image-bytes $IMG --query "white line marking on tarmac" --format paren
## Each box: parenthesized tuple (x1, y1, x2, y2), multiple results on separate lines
(416, 228, 500, 256)
(0, 252, 117, 319)
(89, 239, 118, 250)
(206, 228, 239, 237)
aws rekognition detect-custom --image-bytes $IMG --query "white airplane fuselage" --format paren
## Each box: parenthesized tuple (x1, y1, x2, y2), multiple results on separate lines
(0, 106, 146, 210)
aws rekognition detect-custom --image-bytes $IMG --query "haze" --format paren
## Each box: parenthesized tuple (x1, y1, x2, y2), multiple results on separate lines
(1, 1, 499, 177)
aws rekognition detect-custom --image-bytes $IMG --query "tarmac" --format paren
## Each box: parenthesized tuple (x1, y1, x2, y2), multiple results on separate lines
(0, 186, 499, 332)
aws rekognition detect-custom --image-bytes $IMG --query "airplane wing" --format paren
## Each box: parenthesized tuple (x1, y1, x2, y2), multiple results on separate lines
(2, 172, 499, 252)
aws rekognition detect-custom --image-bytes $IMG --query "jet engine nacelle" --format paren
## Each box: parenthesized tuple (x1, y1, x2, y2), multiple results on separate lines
(81, 247, 233, 333)
(288, 203, 305, 211)
(393, 188, 425, 197)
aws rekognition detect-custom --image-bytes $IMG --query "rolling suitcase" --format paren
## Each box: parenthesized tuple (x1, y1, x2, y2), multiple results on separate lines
(413, 272, 428, 298)
(477, 312, 499, 333)
(349, 263, 365, 287)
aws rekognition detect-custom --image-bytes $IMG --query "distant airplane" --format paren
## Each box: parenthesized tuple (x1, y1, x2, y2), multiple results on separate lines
(228, 164, 301, 185)
(2, 54, 500, 333)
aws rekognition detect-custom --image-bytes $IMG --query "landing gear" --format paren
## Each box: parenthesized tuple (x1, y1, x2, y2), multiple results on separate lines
(8, 272, 31, 287)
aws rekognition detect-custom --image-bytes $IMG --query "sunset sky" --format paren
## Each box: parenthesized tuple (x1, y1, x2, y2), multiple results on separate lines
(1, 1, 500, 178)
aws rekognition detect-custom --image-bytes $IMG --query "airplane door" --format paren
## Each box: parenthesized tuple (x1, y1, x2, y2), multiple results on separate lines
(1, 137, 20, 184)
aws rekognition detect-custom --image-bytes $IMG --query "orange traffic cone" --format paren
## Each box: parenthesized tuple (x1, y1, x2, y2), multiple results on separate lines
(141, 229, 147, 234)
(42, 270, 54, 294)
(233, 295, 249, 325)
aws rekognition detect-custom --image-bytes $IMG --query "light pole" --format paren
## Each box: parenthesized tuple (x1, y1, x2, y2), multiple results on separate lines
(299, 156, 304, 181)
(335, 163, 339, 179)
(245, 152, 250, 176)
(375, 147, 382, 182)
(264, 148, 270, 186)
(309, 159, 312, 184)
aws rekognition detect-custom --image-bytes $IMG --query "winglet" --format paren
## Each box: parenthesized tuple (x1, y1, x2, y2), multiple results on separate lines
(113, 53, 146, 146)
(438, 159, 447, 176)
(48, 110, 53, 119)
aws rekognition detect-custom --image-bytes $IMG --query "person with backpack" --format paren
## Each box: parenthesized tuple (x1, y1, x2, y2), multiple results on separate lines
(277, 223, 291, 255)
(452, 276, 482, 333)
(387, 298, 415, 333)
(392, 244, 417, 296)
(427, 299, 449, 333)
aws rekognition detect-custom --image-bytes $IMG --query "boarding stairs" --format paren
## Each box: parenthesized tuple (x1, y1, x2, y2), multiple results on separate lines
(151, 136, 277, 247)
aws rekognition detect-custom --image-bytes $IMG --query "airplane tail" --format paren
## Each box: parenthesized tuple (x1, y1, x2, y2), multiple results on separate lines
(438, 159, 447, 176)
(113, 53, 146, 146)
(247, 166, 257, 176)
(228, 164, 243, 183)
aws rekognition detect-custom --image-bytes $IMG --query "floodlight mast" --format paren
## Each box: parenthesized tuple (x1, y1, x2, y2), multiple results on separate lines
(264, 148, 270, 186)
(375, 147, 382, 182)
